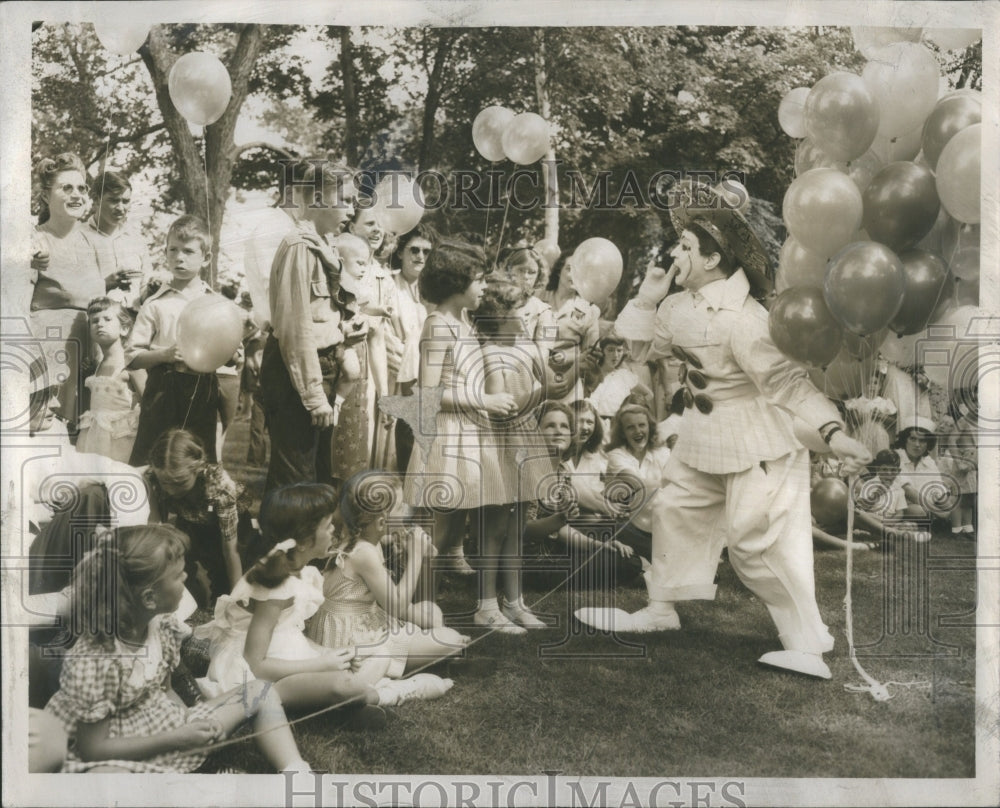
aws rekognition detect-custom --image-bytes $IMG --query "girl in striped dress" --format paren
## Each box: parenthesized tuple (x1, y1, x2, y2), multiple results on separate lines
(402, 240, 515, 574)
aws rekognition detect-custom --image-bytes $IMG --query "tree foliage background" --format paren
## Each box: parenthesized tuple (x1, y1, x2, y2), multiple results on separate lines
(31, 22, 981, 301)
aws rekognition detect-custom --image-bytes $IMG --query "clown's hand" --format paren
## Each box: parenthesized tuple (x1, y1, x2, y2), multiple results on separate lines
(828, 431, 872, 475)
(636, 263, 677, 308)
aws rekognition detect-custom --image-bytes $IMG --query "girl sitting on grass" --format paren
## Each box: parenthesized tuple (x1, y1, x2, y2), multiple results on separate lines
(44, 524, 314, 774)
(196, 483, 446, 721)
(603, 401, 671, 561)
(521, 401, 640, 591)
(308, 470, 467, 686)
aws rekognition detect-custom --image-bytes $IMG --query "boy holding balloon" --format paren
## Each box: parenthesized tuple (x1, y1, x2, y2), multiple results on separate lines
(126, 215, 226, 465)
(576, 183, 872, 680)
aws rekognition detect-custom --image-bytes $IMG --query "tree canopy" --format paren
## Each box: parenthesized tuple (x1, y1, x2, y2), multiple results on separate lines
(32, 22, 979, 298)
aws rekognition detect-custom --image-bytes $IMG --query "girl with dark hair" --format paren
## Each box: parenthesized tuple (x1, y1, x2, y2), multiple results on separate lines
(196, 483, 441, 713)
(402, 240, 517, 575)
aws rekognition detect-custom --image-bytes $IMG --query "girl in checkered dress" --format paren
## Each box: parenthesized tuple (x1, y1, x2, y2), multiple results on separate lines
(43, 524, 313, 774)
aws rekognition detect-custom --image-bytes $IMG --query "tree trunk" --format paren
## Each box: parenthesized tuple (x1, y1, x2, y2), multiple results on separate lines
(140, 24, 264, 289)
(418, 31, 456, 174)
(339, 28, 360, 166)
(533, 29, 559, 245)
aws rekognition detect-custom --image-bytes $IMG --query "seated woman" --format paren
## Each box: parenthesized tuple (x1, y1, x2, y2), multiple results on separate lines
(849, 449, 931, 544)
(603, 401, 671, 562)
(894, 416, 949, 521)
(521, 402, 641, 592)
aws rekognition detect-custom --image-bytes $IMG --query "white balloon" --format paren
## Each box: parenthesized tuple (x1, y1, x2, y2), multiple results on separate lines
(778, 87, 811, 139)
(93, 21, 149, 55)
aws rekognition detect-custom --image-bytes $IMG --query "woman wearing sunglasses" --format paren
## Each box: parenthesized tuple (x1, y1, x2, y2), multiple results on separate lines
(30, 153, 115, 430)
(577, 181, 871, 681)
(388, 224, 437, 475)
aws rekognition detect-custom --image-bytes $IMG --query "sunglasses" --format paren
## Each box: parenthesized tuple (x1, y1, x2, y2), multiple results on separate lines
(407, 246, 431, 256)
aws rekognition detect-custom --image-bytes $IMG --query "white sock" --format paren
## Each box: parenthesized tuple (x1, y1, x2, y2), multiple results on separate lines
(478, 598, 499, 613)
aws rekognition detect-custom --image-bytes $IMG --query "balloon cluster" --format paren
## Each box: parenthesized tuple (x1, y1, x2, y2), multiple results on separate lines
(771, 27, 982, 378)
(473, 106, 551, 165)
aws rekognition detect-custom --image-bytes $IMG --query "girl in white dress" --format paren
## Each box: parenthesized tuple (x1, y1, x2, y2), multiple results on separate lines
(196, 483, 448, 718)
(75, 297, 143, 463)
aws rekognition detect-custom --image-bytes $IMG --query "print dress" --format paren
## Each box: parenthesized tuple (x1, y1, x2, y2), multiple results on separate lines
(44, 615, 216, 773)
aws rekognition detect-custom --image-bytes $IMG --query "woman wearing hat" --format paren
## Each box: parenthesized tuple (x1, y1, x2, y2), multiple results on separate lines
(894, 416, 948, 518)
(576, 182, 871, 679)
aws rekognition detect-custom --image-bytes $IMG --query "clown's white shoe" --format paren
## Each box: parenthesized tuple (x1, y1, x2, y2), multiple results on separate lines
(574, 606, 680, 633)
(757, 650, 831, 680)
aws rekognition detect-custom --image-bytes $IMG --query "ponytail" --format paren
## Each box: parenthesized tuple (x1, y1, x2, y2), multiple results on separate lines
(70, 524, 189, 650)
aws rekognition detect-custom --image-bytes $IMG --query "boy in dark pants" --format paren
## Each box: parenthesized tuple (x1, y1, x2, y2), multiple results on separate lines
(126, 215, 223, 465)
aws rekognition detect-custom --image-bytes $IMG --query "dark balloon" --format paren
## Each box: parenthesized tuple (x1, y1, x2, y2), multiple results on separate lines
(811, 477, 849, 530)
(824, 241, 905, 335)
(921, 93, 982, 170)
(804, 72, 881, 162)
(862, 161, 940, 253)
(769, 287, 844, 368)
(889, 249, 953, 336)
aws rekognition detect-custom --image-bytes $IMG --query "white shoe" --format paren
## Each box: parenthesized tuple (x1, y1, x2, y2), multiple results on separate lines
(474, 608, 528, 635)
(757, 650, 832, 680)
(376, 674, 454, 706)
(501, 601, 547, 629)
(574, 606, 680, 633)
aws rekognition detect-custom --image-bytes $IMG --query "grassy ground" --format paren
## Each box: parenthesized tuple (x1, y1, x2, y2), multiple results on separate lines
(207, 416, 977, 779)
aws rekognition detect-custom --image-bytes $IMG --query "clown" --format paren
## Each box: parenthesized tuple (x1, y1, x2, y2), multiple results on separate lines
(576, 182, 871, 679)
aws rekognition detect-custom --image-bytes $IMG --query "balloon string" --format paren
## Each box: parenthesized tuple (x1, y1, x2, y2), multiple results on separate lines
(482, 161, 495, 253)
(843, 472, 892, 701)
(181, 373, 200, 432)
(202, 142, 213, 289)
(493, 191, 512, 268)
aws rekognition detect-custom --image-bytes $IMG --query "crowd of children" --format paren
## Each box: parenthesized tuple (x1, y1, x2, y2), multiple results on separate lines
(22, 155, 980, 773)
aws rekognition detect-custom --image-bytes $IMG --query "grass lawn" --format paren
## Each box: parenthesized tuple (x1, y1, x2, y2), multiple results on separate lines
(206, 417, 978, 779)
